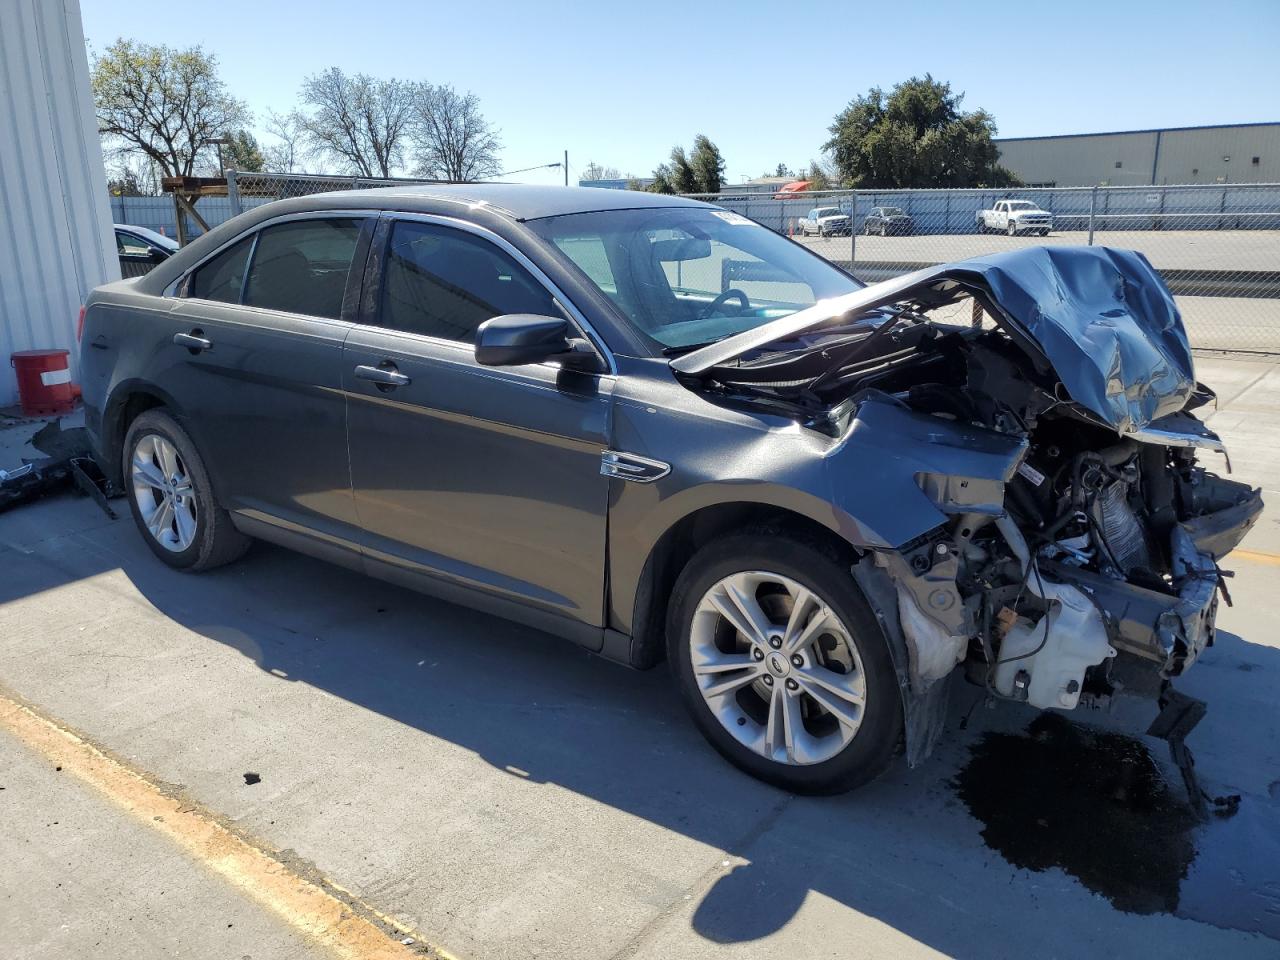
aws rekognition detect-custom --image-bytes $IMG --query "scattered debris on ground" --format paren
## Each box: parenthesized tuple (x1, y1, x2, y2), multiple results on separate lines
(0, 418, 115, 517)
(243, 772, 261, 785)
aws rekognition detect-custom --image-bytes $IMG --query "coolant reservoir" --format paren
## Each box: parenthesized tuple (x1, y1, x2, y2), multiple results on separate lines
(993, 575, 1116, 710)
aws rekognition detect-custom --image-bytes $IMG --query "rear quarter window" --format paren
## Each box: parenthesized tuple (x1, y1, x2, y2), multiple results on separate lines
(188, 236, 254, 303)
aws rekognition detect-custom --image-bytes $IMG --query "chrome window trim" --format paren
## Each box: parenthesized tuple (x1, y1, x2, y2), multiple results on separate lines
(365, 211, 617, 376)
(164, 209, 381, 300)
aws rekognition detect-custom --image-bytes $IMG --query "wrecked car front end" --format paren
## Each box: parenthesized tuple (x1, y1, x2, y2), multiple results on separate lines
(672, 246, 1263, 764)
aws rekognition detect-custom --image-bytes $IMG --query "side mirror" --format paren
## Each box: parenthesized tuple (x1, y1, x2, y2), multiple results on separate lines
(474, 314, 602, 371)
(146, 245, 169, 262)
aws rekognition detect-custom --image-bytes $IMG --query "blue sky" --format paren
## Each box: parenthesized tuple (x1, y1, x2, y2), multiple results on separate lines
(80, 0, 1280, 185)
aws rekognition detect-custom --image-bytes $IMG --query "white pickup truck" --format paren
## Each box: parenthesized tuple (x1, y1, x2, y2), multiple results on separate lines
(976, 199, 1053, 236)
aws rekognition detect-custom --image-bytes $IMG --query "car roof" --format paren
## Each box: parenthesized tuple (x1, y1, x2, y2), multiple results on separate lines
(308, 182, 708, 221)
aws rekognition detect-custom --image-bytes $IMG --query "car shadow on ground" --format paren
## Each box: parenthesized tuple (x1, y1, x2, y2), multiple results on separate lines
(3, 499, 1278, 955)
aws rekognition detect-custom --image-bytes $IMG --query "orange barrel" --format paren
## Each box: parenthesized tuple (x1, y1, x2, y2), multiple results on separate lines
(11, 349, 76, 416)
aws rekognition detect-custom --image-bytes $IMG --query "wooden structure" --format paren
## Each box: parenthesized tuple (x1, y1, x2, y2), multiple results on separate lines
(160, 176, 231, 245)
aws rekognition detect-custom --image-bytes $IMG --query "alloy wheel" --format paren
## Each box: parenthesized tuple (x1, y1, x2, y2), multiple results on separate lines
(130, 434, 198, 552)
(689, 570, 867, 766)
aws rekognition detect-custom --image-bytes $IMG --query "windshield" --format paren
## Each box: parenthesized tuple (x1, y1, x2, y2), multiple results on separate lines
(881, 207, 905, 216)
(814, 208, 842, 218)
(529, 206, 864, 351)
(1006, 201, 1036, 211)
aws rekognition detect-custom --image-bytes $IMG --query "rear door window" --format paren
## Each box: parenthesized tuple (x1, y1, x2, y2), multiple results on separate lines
(242, 218, 363, 319)
(188, 236, 254, 303)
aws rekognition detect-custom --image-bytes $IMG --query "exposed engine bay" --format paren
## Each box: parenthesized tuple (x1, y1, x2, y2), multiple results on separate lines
(672, 247, 1264, 772)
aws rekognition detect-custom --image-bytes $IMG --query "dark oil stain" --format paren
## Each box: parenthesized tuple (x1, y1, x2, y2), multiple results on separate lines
(954, 713, 1197, 914)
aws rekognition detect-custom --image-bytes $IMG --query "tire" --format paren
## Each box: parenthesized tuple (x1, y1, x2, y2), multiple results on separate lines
(1007, 221, 1018, 237)
(667, 534, 902, 794)
(1040, 229, 1050, 237)
(123, 409, 251, 571)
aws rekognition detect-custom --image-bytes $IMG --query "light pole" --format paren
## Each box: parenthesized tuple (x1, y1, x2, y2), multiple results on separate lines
(201, 136, 231, 175)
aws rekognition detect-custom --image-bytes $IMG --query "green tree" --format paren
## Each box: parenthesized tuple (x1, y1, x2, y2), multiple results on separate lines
(689, 135, 726, 194)
(223, 129, 265, 172)
(824, 75, 1020, 188)
(92, 39, 250, 178)
(805, 159, 833, 191)
(650, 135, 725, 194)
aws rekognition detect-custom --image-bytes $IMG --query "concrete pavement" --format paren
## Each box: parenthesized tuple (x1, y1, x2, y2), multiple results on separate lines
(0, 355, 1277, 960)
(0, 723, 335, 960)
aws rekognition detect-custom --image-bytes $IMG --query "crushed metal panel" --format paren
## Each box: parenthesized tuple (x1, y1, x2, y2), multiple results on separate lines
(673, 246, 1196, 436)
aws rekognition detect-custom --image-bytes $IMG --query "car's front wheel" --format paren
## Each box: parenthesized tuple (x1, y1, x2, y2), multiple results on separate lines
(667, 535, 902, 794)
(1007, 221, 1018, 236)
(124, 409, 251, 571)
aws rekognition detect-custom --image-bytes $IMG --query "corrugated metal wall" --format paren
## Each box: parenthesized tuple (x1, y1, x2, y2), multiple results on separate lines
(997, 124, 1280, 187)
(0, 0, 118, 406)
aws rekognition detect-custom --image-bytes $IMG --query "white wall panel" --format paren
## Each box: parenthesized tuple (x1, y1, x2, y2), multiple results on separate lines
(0, 0, 118, 406)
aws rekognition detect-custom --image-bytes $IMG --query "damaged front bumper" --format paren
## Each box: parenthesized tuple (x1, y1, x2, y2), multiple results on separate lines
(1044, 504, 1259, 678)
(842, 399, 1262, 766)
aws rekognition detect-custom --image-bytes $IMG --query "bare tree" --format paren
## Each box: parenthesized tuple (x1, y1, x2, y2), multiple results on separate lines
(92, 39, 250, 178)
(298, 68, 414, 178)
(410, 84, 501, 182)
(581, 161, 621, 181)
(263, 109, 309, 173)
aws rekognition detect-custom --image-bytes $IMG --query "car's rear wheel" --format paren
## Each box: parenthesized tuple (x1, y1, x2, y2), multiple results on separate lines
(667, 535, 902, 794)
(124, 409, 250, 571)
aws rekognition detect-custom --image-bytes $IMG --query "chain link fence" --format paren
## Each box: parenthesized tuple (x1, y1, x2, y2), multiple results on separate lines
(226, 171, 444, 207)
(680, 183, 1280, 354)
(114, 173, 1279, 354)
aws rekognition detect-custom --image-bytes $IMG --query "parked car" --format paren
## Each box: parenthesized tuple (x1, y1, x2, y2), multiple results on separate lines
(863, 206, 913, 236)
(798, 206, 851, 237)
(115, 224, 179, 278)
(80, 186, 1260, 795)
(976, 199, 1053, 236)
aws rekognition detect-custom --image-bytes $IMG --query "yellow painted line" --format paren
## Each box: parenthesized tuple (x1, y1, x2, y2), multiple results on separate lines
(0, 690, 459, 960)
(1233, 548, 1280, 567)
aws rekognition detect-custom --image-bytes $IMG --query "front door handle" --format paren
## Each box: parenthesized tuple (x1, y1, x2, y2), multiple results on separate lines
(173, 331, 212, 352)
(354, 363, 411, 387)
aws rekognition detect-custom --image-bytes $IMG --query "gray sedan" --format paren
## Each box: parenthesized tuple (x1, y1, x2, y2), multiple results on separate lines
(79, 185, 1259, 795)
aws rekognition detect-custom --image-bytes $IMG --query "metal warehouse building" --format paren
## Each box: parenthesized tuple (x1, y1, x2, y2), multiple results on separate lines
(0, 0, 118, 406)
(995, 122, 1280, 187)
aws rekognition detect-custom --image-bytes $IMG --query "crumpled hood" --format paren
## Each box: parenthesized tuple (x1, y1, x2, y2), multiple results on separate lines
(671, 246, 1195, 434)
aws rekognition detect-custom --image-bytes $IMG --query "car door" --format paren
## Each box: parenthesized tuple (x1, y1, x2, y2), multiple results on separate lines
(343, 215, 613, 638)
(164, 212, 373, 554)
(116, 229, 166, 278)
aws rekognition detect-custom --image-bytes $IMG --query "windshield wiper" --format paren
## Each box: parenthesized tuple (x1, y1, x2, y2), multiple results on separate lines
(662, 340, 722, 356)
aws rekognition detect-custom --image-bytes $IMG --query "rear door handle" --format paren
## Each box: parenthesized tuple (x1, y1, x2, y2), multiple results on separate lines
(173, 332, 212, 352)
(354, 363, 411, 387)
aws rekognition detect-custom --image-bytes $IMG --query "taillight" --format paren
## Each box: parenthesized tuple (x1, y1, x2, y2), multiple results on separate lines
(76, 305, 86, 343)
